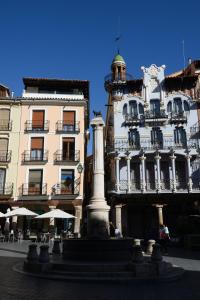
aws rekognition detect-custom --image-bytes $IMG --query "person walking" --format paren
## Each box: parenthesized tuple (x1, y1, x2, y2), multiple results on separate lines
(159, 224, 170, 254)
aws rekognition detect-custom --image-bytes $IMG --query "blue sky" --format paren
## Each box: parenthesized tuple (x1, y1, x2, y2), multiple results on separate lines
(0, 0, 200, 153)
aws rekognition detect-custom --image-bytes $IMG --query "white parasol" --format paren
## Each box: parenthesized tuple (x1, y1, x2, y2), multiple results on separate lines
(4, 207, 38, 217)
(35, 209, 76, 219)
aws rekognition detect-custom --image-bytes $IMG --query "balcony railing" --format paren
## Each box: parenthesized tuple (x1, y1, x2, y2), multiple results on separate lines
(106, 138, 198, 153)
(190, 121, 200, 137)
(170, 111, 187, 123)
(0, 150, 12, 162)
(52, 179, 80, 196)
(145, 110, 168, 120)
(0, 183, 13, 196)
(24, 121, 49, 132)
(22, 150, 48, 163)
(124, 114, 142, 124)
(21, 183, 47, 196)
(104, 73, 133, 83)
(0, 120, 12, 131)
(54, 150, 80, 163)
(56, 121, 80, 133)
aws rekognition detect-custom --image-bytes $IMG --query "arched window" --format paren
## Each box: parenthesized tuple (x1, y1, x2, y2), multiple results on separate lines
(173, 98, 183, 113)
(174, 127, 187, 148)
(129, 101, 138, 116)
(128, 129, 140, 149)
(123, 104, 127, 116)
(184, 100, 190, 112)
(139, 103, 144, 115)
(150, 99, 160, 116)
(167, 101, 172, 113)
(151, 127, 163, 149)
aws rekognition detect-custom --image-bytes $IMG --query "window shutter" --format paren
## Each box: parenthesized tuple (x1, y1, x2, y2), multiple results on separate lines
(63, 111, 75, 125)
(0, 139, 8, 151)
(0, 109, 10, 120)
(31, 138, 43, 149)
(29, 170, 42, 183)
(32, 111, 44, 127)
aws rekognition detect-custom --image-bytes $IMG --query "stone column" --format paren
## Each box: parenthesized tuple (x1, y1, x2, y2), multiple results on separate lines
(156, 205, 164, 226)
(126, 155, 131, 192)
(11, 206, 19, 232)
(139, 152, 146, 192)
(115, 156, 121, 192)
(169, 150, 176, 192)
(49, 206, 56, 227)
(185, 151, 192, 192)
(87, 115, 110, 239)
(155, 152, 161, 192)
(115, 204, 123, 237)
(73, 205, 82, 238)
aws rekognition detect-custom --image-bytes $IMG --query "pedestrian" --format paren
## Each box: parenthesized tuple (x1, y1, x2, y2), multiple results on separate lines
(159, 224, 170, 254)
(114, 227, 121, 238)
(109, 222, 115, 237)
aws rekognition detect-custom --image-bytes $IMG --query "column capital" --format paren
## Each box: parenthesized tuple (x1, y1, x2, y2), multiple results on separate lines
(139, 155, 146, 161)
(169, 154, 176, 160)
(154, 155, 161, 160)
(114, 156, 121, 161)
(115, 204, 123, 209)
(49, 206, 57, 210)
(185, 154, 192, 160)
(125, 156, 132, 161)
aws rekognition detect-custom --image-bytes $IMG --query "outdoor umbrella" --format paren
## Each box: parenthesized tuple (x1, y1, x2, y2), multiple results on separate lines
(4, 207, 38, 217)
(35, 209, 76, 219)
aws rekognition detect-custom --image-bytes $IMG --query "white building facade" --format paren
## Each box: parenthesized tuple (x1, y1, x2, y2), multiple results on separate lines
(105, 55, 200, 239)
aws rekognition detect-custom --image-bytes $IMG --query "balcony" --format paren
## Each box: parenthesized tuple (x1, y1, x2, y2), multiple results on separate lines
(144, 110, 168, 124)
(170, 112, 187, 124)
(22, 150, 48, 164)
(0, 151, 12, 163)
(54, 150, 80, 164)
(56, 121, 80, 133)
(0, 183, 13, 198)
(51, 179, 80, 199)
(24, 121, 49, 133)
(124, 114, 142, 126)
(20, 183, 47, 199)
(104, 73, 133, 83)
(190, 121, 200, 139)
(0, 120, 12, 131)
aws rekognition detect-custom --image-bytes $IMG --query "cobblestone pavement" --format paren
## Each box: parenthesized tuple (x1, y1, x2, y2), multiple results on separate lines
(0, 242, 200, 300)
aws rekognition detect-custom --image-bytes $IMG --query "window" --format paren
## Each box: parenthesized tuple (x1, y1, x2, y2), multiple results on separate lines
(128, 129, 140, 149)
(61, 170, 74, 194)
(184, 100, 190, 112)
(0, 109, 10, 130)
(174, 98, 183, 114)
(123, 104, 127, 116)
(139, 103, 144, 115)
(32, 110, 44, 130)
(150, 99, 160, 116)
(151, 127, 163, 148)
(28, 170, 43, 195)
(63, 111, 75, 131)
(129, 101, 137, 116)
(0, 169, 5, 190)
(30, 138, 44, 160)
(0, 138, 8, 161)
(62, 138, 75, 161)
(174, 127, 187, 147)
(167, 101, 172, 113)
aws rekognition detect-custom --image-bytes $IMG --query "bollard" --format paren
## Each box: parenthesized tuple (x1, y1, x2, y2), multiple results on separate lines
(133, 239, 141, 246)
(27, 244, 38, 262)
(52, 240, 61, 255)
(132, 245, 144, 263)
(39, 245, 50, 263)
(151, 243, 163, 262)
(146, 239, 156, 255)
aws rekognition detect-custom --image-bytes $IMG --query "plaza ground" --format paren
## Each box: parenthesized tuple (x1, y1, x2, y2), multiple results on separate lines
(0, 241, 200, 300)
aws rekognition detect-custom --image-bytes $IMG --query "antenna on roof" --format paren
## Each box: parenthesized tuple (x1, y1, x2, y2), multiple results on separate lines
(182, 40, 186, 71)
(115, 16, 121, 54)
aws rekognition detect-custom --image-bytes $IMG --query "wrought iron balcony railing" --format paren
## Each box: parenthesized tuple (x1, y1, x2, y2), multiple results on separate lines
(0, 183, 13, 196)
(22, 150, 48, 163)
(21, 183, 47, 196)
(0, 120, 12, 131)
(56, 121, 80, 133)
(124, 114, 142, 124)
(170, 111, 187, 123)
(0, 150, 12, 162)
(54, 150, 80, 163)
(52, 178, 80, 196)
(24, 121, 49, 132)
(145, 110, 168, 120)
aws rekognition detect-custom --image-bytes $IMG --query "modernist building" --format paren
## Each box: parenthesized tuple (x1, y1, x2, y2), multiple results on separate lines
(0, 78, 89, 235)
(105, 55, 200, 238)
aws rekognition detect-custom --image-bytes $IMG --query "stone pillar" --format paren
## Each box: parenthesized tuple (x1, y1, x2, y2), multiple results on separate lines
(115, 156, 121, 192)
(49, 206, 56, 232)
(11, 206, 19, 232)
(126, 155, 131, 192)
(139, 152, 146, 192)
(156, 205, 164, 226)
(169, 151, 176, 192)
(73, 205, 82, 238)
(115, 204, 123, 237)
(155, 152, 161, 192)
(87, 115, 110, 239)
(186, 151, 192, 192)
